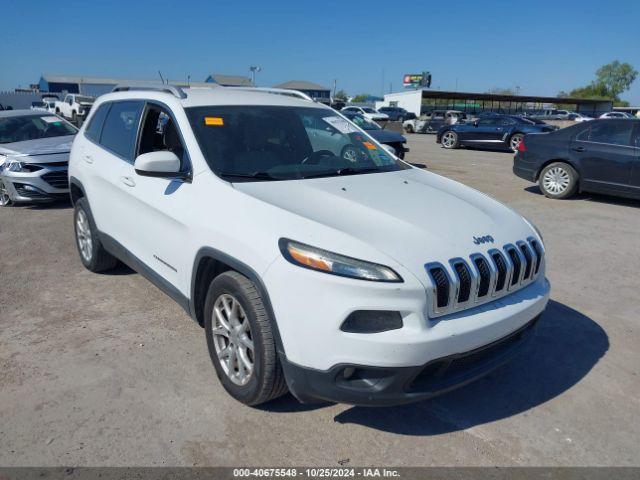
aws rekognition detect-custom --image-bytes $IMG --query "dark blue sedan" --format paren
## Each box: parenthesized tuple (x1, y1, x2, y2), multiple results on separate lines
(436, 114, 556, 152)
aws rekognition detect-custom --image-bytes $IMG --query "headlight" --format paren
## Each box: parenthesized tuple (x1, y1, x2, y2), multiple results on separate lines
(4, 159, 26, 172)
(279, 239, 402, 282)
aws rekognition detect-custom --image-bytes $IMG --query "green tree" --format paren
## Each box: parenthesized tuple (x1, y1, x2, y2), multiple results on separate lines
(334, 89, 348, 101)
(568, 61, 637, 101)
(595, 61, 638, 98)
(351, 94, 370, 103)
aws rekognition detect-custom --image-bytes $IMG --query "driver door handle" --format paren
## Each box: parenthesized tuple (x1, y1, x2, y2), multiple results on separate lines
(120, 176, 136, 187)
(571, 146, 585, 152)
(83, 155, 93, 164)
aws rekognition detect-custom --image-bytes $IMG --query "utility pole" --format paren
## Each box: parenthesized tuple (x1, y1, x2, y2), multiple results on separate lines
(333, 79, 337, 98)
(249, 66, 261, 87)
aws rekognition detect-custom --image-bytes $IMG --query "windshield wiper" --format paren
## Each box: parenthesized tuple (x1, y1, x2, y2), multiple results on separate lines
(218, 171, 278, 181)
(301, 167, 381, 179)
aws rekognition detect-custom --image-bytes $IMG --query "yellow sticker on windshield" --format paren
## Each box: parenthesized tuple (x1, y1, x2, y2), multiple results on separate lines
(205, 117, 224, 126)
(363, 141, 377, 150)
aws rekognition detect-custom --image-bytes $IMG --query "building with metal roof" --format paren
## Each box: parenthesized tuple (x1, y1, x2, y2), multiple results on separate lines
(204, 74, 253, 87)
(375, 89, 613, 117)
(273, 80, 331, 104)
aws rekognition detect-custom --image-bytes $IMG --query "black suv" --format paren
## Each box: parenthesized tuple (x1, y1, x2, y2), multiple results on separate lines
(378, 106, 415, 122)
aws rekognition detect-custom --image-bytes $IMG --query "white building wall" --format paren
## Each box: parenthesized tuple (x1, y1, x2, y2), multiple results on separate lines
(375, 90, 422, 116)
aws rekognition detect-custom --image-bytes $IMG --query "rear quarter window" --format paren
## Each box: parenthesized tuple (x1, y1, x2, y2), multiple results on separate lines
(99, 101, 144, 161)
(84, 103, 110, 142)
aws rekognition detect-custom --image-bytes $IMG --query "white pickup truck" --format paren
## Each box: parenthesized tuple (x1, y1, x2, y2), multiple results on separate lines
(55, 94, 94, 122)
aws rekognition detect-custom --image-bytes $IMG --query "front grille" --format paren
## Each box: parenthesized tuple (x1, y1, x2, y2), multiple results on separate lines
(491, 251, 508, 292)
(506, 246, 521, 286)
(41, 170, 69, 189)
(473, 256, 491, 297)
(453, 261, 472, 303)
(425, 237, 544, 318)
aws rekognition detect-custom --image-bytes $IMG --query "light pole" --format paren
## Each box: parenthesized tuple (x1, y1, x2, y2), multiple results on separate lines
(249, 66, 261, 87)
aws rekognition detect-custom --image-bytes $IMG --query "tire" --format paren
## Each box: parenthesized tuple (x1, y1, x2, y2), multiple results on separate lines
(0, 180, 13, 207)
(509, 133, 524, 152)
(204, 271, 288, 406)
(73, 197, 119, 272)
(404, 123, 414, 134)
(441, 130, 459, 149)
(71, 111, 77, 123)
(538, 162, 579, 199)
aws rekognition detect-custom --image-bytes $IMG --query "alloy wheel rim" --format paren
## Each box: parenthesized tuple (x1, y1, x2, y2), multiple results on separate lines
(543, 167, 570, 194)
(76, 210, 93, 262)
(342, 148, 358, 162)
(0, 181, 10, 206)
(442, 132, 456, 147)
(212, 294, 254, 386)
(510, 134, 524, 151)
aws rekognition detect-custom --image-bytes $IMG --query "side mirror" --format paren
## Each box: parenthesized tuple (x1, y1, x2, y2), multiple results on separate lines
(134, 151, 183, 178)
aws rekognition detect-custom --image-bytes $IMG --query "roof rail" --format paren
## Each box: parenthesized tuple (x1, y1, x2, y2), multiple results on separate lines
(234, 87, 315, 102)
(112, 83, 187, 99)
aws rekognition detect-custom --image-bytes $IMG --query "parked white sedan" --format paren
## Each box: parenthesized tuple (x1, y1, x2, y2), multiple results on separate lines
(341, 106, 389, 121)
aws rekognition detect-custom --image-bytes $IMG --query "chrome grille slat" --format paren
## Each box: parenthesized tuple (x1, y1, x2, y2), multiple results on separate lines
(425, 238, 545, 319)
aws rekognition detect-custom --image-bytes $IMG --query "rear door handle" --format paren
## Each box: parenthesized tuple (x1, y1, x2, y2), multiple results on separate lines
(83, 155, 93, 164)
(120, 176, 136, 187)
(571, 146, 585, 152)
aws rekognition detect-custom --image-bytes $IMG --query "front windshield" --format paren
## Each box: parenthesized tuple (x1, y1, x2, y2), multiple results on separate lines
(361, 107, 376, 113)
(0, 115, 77, 144)
(186, 106, 407, 181)
(345, 114, 380, 131)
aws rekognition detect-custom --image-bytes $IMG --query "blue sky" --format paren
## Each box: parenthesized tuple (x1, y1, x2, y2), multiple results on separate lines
(1, 0, 640, 103)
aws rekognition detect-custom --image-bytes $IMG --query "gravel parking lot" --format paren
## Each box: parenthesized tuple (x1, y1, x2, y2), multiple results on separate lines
(1, 134, 638, 467)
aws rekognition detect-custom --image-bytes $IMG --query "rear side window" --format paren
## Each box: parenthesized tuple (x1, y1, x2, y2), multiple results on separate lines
(99, 101, 144, 160)
(577, 121, 633, 146)
(85, 103, 110, 142)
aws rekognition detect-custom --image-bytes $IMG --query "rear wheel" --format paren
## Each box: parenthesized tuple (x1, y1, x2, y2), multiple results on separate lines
(71, 111, 77, 123)
(539, 162, 579, 199)
(509, 133, 524, 152)
(0, 180, 12, 207)
(404, 123, 414, 134)
(74, 197, 119, 272)
(441, 130, 459, 149)
(205, 271, 288, 406)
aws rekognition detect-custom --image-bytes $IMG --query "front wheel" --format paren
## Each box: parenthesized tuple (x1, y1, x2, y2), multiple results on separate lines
(74, 198, 119, 272)
(509, 133, 524, 152)
(539, 162, 579, 199)
(441, 130, 459, 149)
(404, 123, 414, 134)
(204, 271, 288, 406)
(0, 180, 13, 207)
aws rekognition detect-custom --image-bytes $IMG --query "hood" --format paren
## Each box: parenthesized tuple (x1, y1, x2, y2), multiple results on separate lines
(0, 135, 75, 162)
(233, 169, 535, 280)
(367, 129, 406, 144)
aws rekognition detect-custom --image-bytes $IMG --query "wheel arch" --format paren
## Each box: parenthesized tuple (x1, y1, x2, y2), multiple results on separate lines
(69, 176, 86, 205)
(190, 247, 287, 357)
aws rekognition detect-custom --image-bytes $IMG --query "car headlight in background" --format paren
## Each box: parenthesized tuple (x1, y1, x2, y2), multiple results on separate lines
(279, 239, 402, 282)
(4, 159, 26, 172)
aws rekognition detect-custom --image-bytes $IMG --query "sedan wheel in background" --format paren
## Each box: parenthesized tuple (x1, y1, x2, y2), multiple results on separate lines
(441, 131, 459, 149)
(539, 162, 579, 199)
(0, 180, 12, 207)
(509, 133, 524, 152)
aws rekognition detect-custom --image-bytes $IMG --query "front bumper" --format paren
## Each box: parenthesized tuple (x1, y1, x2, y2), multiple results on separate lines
(282, 315, 539, 406)
(1, 165, 69, 203)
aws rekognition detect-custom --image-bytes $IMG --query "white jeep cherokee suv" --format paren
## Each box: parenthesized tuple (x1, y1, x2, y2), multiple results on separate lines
(68, 84, 550, 406)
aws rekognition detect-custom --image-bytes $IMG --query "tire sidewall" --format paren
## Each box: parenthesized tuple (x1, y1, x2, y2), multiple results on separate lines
(204, 274, 267, 404)
(74, 198, 98, 269)
(539, 162, 578, 199)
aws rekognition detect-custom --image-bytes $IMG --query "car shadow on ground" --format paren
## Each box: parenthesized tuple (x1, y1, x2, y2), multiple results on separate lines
(15, 199, 72, 210)
(264, 300, 608, 436)
(524, 185, 640, 208)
